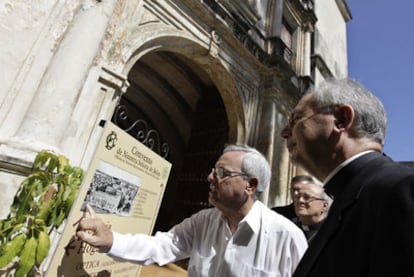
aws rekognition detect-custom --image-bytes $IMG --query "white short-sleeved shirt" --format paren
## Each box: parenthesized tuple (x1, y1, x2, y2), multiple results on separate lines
(109, 201, 307, 277)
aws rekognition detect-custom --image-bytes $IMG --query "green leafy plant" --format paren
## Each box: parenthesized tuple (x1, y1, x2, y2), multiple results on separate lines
(0, 150, 84, 276)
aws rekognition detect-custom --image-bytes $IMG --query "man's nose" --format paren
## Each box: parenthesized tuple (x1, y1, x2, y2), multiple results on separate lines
(207, 170, 214, 183)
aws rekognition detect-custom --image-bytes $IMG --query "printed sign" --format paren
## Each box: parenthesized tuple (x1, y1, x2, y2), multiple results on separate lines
(45, 122, 171, 277)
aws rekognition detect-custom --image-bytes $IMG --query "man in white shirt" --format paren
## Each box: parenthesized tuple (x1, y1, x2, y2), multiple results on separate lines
(77, 144, 307, 277)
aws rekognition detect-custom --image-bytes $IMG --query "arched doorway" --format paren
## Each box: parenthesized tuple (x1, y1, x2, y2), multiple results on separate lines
(111, 51, 229, 231)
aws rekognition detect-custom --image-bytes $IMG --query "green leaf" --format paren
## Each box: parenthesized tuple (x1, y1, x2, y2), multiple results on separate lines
(57, 155, 69, 174)
(15, 236, 37, 277)
(0, 233, 26, 267)
(33, 150, 51, 171)
(35, 229, 50, 266)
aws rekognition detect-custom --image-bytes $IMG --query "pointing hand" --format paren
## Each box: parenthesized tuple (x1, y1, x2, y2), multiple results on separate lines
(76, 204, 113, 253)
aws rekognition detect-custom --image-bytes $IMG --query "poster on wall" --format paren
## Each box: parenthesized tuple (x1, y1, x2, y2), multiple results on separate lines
(45, 122, 171, 277)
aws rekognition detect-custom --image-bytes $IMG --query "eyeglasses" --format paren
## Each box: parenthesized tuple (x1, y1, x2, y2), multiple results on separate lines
(211, 167, 250, 179)
(287, 104, 338, 130)
(293, 193, 326, 203)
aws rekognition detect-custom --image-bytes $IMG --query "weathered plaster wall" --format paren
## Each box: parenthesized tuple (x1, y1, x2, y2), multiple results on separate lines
(314, 0, 348, 83)
(0, 0, 350, 214)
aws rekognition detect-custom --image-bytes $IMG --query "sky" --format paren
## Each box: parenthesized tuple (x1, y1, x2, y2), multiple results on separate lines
(346, 0, 414, 162)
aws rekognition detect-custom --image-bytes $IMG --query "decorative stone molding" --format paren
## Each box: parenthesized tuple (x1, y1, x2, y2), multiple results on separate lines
(285, 0, 317, 32)
(0, 154, 32, 176)
(262, 75, 298, 111)
(208, 30, 221, 58)
(218, 0, 261, 27)
(98, 66, 129, 95)
(335, 0, 352, 22)
(311, 54, 334, 79)
(237, 82, 258, 134)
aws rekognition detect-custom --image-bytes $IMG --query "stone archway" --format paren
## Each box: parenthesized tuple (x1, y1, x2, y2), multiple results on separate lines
(111, 51, 229, 232)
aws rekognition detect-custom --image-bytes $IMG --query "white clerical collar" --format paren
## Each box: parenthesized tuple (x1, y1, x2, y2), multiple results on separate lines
(323, 151, 375, 185)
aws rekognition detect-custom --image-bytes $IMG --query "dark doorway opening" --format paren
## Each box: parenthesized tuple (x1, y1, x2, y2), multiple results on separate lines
(111, 51, 229, 231)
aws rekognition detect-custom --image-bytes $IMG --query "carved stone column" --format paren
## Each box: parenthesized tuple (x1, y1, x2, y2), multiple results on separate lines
(256, 75, 297, 207)
(256, 94, 277, 206)
(294, 28, 312, 77)
(0, 0, 118, 170)
(16, 0, 118, 146)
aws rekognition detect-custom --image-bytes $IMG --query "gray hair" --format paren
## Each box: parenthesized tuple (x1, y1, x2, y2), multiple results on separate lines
(319, 187, 333, 208)
(312, 178, 332, 204)
(223, 144, 271, 195)
(309, 78, 387, 145)
(291, 175, 315, 185)
(291, 175, 333, 206)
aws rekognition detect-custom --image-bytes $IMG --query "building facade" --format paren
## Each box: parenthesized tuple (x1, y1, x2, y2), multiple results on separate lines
(0, 0, 351, 233)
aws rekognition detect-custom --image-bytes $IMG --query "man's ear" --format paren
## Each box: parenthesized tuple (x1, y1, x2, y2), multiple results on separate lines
(322, 201, 329, 212)
(334, 104, 354, 130)
(247, 177, 259, 193)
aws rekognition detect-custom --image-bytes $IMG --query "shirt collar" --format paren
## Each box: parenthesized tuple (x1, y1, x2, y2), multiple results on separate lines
(239, 200, 261, 234)
(323, 150, 375, 185)
(301, 219, 325, 231)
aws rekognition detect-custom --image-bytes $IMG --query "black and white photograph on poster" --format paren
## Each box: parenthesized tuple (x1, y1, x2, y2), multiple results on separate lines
(82, 161, 141, 216)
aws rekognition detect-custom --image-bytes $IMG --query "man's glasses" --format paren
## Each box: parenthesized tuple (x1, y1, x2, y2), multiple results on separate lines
(287, 104, 338, 130)
(293, 193, 325, 203)
(211, 167, 249, 179)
